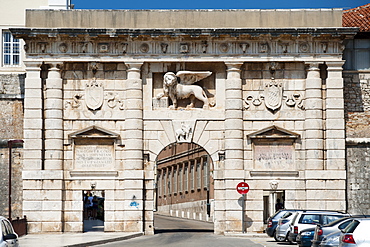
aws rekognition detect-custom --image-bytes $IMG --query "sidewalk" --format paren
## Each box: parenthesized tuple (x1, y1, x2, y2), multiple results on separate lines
(19, 220, 143, 247)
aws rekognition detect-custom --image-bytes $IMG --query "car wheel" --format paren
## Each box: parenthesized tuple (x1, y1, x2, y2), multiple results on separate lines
(274, 231, 286, 242)
(287, 233, 296, 245)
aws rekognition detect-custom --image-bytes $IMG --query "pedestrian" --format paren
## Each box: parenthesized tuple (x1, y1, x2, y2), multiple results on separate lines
(83, 194, 90, 220)
(92, 196, 99, 220)
(275, 198, 284, 211)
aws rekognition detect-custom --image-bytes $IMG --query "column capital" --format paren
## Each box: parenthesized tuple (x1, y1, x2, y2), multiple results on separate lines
(126, 62, 144, 80)
(305, 61, 323, 71)
(326, 61, 345, 71)
(24, 61, 42, 70)
(46, 61, 64, 70)
(224, 62, 244, 71)
(125, 62, 144, 71)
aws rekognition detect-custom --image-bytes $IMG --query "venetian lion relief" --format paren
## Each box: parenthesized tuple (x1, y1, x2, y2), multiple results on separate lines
(156, 71, 215, 110)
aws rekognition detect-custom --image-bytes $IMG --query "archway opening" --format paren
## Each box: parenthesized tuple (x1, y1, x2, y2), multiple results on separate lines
(154, 142, 214, 232)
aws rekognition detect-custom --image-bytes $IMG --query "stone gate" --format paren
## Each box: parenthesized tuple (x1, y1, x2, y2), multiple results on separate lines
(11, 9, 357, 234)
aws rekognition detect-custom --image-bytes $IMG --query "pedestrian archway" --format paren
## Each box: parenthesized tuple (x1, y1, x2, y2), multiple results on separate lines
(155, 142, 214, 223)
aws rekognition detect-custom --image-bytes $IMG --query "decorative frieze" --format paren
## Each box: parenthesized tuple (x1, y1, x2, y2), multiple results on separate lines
(23, 39, 344, 56)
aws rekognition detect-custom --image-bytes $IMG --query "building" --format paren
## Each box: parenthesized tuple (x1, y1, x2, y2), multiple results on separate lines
(156, 142, 214, 221)
(9, 8, 358, 234)
(0, 0, 71, 219)
(343, 3, 370, 216)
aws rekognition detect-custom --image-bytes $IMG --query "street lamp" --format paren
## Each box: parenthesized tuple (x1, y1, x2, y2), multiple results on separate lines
(8, 139, 23, 220)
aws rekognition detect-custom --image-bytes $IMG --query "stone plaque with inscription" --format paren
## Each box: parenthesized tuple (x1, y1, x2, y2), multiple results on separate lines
(74, 145, 114, 171)
(254, 143, 294, 170)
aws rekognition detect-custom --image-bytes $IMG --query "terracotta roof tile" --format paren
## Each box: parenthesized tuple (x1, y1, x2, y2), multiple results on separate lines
(343, 3, 370, 31)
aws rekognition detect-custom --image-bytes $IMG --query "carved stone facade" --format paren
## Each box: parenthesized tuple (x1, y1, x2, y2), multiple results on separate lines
(10, 9, 358, 235)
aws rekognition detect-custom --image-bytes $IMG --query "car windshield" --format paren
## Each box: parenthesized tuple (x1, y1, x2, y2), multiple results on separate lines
(282, 212, 293, 219)
(343, 220, 360, 233)
(322, 215, 345, 225)
(323, 217, 348, 227)
(299, 214, 320, 224)
(272, 210, 286, 219)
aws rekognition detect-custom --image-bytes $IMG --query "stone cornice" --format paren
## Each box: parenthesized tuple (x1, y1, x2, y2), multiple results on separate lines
(11, 27, 358, 38)
(11, 27, 357, 59)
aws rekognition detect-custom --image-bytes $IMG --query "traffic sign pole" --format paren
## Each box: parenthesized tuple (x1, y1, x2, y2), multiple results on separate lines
(242, 193, 246, 233)
(236, 182, 250, 234)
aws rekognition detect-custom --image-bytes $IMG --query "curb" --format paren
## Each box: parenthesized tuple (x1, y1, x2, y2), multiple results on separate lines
(224, 233, 269, 238)
(66, 233, 144, 247)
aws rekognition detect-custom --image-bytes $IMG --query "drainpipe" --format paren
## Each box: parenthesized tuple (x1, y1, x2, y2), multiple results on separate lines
(8, 139, 24, 220)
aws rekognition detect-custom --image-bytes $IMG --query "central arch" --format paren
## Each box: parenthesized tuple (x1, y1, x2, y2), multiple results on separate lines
(154, 142, 214, 225)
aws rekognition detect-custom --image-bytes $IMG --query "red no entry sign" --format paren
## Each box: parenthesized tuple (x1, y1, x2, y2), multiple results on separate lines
(236, 182, 250, 194)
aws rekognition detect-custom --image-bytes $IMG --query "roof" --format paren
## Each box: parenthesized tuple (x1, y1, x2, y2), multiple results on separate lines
(343, 3, 370, 32)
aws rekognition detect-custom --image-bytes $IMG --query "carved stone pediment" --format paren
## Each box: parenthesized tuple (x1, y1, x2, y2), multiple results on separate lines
(68, 125, 121, 144)
(247, 125, 300, 141)
(68, 126, 122, 174)
(249, 126, 300, 171)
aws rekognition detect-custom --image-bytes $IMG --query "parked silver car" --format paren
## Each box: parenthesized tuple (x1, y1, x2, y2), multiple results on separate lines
(0, 216, 19, 247)
(275, 211, 297, 242)
(288, 210, 349, 243)
(320, 231, 342, 247)
(312, 217, 355, 247)
(339, 218, 370, 247)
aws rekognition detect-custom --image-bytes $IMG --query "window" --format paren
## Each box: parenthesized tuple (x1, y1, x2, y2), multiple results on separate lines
(3, 31, 20, 66)
(202, 156, 209, 189)
(157, 171, 161, 197)
(299, 214, 320, 224)
(190, 161, 194, 191)
(184, 162, 188, 192)
(322, 215, 346, 225)
(196, 159, 201, 189)
(179, 164, 183, 193)
(173, 166, 177, 194)
(343, 39, 370, 71)
(163, 171, 167, 195)
(168, 168, 171, 194)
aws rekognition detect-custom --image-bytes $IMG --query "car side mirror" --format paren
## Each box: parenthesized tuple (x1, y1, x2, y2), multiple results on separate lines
(3, 233, 17, 241)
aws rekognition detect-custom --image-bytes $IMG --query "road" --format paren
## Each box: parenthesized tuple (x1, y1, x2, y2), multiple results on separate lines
(95, 214, 288, 247)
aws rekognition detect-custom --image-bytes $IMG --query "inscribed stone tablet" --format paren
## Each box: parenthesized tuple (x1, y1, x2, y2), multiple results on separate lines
(254, 143, 294, 170)
(74, 145, 114, 170)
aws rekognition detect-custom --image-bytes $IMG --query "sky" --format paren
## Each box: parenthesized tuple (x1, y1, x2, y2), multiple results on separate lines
(72, 0, 369, 10)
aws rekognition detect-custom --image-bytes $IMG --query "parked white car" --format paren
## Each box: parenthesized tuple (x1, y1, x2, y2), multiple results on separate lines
(339, 218, 370, 247)
(0, 216, 19, 247)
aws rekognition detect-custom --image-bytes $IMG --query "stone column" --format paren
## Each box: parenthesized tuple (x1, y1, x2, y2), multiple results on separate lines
(304, 62, 324, 170)
(44, 62, 64, 170)
(325, 61, 346, 170)
(43, 62, 64, 231)
(325, 61, 346, 211)
(217, 62, 244, 234)
(304, 62, 325, 210)
(23, 61, 43, 233)
(121, 62, 145, 232)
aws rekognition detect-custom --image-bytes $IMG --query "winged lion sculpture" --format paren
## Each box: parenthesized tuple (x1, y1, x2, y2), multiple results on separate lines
(156, 71, 214, 109)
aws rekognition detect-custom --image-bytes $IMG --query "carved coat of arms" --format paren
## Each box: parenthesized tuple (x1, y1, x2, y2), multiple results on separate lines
(85, 79, 104, 110)
(264, 80, 282, 112)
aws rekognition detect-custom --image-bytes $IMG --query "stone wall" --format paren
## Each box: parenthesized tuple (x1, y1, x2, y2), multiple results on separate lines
(0, 73, 25, 218)
(346, 144, 370, 215)
(344, 71, 370, 215)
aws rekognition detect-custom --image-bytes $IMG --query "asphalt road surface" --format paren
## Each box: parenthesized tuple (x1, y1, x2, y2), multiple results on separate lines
(95, 214, 285, 247)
